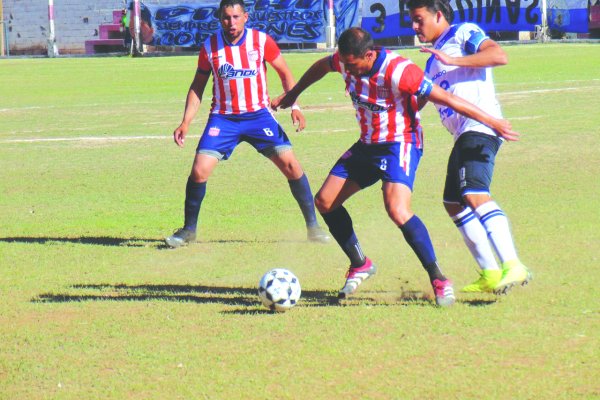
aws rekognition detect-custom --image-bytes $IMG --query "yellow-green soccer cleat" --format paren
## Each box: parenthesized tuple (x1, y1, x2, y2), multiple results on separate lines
(461, 269, 502, 293)
(494, 260, 532, 295)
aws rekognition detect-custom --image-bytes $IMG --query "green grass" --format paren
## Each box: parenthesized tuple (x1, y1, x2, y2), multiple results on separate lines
(1, 43, 599, 399)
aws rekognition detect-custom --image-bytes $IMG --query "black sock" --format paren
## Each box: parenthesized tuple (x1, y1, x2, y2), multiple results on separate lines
(288, 174, 318, 227)
(321, 206, 366, 267)
(184, 179, 206, 231)
(422, 261, 446, 282)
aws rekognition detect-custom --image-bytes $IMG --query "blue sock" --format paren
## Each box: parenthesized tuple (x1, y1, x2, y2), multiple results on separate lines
(400, 215, 445, 281)
(321, 207, 365, 267)
(288, 174, 318, 227)
(184, 179, 206, 232)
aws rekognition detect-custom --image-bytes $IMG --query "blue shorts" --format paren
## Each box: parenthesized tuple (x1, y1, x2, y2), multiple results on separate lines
(443, 131, 502, 204)
(330, 140, 422, 190)
(196, 108, 292, 160)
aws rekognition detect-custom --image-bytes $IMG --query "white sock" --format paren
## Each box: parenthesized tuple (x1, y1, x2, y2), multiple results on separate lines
(451, 207, 499, 270)
(474, 201, 518, 264)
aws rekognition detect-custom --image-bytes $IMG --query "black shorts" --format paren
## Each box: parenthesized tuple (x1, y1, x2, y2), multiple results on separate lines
(443, 131, 502, 204)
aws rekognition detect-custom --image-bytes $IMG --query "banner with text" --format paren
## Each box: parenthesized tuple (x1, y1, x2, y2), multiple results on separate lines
(138, 0, 327, 46)
(361, 0, 587, 39)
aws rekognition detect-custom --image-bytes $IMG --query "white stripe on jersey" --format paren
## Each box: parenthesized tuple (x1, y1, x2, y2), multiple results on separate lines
(204, 29, 272, 115)
(334, 50, 424, 147)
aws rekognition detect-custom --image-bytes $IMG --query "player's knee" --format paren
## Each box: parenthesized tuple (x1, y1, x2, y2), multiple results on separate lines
(314, 193, 332, 214)
(386, 205, 412, 225)
(444, 202, 462, 216)
(190, 168, 210, 183)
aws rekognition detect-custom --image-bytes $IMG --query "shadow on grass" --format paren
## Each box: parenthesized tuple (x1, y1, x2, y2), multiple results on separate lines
(31, 283, 484, 311)
(0, 236, 164, 248)
(0, 236, 301, 249)
(32, 283, 339, 309)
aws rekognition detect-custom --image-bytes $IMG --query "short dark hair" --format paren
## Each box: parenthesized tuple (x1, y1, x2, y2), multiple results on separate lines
(219, 0, 246, 16)
(406, 0, 454, 24)
(338, 27, 374, 57)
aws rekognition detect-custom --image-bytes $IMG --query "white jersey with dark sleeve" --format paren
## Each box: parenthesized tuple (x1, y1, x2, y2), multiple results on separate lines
(424, 23, 503, 141)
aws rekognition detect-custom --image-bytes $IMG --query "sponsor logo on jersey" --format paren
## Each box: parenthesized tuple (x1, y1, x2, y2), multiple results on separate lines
(349, 91, 388, 113)
(376, 86, 390, 98)
(217, 63, 258, 80)
(431, 69, 447, 82)
(248, 50, 259, 62)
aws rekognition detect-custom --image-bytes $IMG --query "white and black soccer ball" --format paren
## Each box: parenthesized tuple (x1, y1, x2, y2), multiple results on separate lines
(258, 268, 301, 312)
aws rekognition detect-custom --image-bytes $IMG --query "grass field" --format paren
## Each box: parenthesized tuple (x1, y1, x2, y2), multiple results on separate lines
(1, 43, 599, 399)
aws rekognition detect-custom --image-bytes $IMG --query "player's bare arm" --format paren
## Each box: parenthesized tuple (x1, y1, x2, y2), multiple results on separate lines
(271, 56, 333, 110)
(173, 72, 209, 147)
(270, 54, 306, 132)
(420, 39, 507, 68)
(427, 84, 519, 141)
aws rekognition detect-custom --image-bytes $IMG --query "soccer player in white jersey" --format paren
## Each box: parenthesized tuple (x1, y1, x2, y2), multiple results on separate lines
(408, 0, 531, 294)
(272, 27, 519, 306)
(165, 0, 330, 248)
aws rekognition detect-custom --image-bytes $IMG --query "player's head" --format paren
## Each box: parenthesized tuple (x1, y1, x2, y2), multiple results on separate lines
(337, 27, 377, 76)
(219, 0, 248, 42)
(407, 0, 454, 43)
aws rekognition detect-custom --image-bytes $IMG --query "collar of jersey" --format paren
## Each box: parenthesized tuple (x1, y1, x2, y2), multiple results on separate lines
(361, 47, 386, 77)
(221, 28, 248, 47)
(434, 24, 460, 50)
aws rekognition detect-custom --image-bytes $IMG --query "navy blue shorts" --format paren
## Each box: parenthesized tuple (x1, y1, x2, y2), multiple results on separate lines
(330, 140, 422, 190)
(443, 131, 502, 204)
(196, 108, 292, 160)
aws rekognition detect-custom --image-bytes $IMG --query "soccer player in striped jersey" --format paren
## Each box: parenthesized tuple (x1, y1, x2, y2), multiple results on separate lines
(165, 0, 330, 248)
(408, 0, 531, 294)
(272, 27, 519, 306)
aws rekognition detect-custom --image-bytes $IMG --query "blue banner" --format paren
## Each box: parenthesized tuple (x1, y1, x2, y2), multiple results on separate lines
(361, 0, 587, 38)
(548, 0, 588, 33)
(327, 0, 361, 39)
(137, 0, 327, 46)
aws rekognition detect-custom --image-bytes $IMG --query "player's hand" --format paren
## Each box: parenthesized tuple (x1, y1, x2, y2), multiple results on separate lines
(493, 119, 520, 142)
(173, 123, 188, 147)
(291, 108, 306, 132)
(420, 46, 453, 65)
(271, 92, 296, 111)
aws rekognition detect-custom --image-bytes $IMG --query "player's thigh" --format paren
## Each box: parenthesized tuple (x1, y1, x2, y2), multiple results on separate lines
(382, 181, 414, 225)
(268, 149, 303, 180)
(315, 174, 361, 213)
(190, 153, 220, 182)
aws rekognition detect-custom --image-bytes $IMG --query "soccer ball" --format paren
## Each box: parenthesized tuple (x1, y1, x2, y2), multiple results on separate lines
(258, 268, 301, 312)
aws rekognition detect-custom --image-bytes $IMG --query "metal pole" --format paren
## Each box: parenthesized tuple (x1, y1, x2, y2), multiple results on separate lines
(0, 0, 4, 56)
(133, 0, 142, 54)
(540, 0, 549, 42)
(47, 0, 59, 56)
(326, 0, 335, 49)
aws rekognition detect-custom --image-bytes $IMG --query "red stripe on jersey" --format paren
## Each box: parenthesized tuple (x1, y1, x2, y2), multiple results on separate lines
(239, 39, 254, 113)
(401, 93, 414, 143)
(253, 30, 266, 111)
(368, 73, 381, 142)
(210, 35, 227, 114)
(383, 59, 401, 142)
(223, 43, 238, 114)
(354, 79, 369, 140)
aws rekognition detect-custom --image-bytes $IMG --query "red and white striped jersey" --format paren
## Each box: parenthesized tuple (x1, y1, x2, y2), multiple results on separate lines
(330, 49, 426, 147)
(197, 28, 280, 115)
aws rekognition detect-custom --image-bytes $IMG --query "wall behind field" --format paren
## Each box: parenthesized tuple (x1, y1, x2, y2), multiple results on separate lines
(3, 0, 124, 54)
(2, 0, 187, 55)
